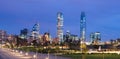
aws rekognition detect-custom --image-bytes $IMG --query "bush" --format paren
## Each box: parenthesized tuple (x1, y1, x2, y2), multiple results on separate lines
(17, 46, 62, 53)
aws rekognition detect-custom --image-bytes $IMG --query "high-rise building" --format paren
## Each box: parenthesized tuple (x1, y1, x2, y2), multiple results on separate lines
(0, 30, 7, 40)
(31, 23, 40, 40)
(94, 32, 101, 44)
(90, 32, 101, 44)
(90, 33, 94, 43)
(57, 12, 64, 44)
(80, 12, 86, 42)
(0, 30, 7, 44)
(20, 28, 28, 39)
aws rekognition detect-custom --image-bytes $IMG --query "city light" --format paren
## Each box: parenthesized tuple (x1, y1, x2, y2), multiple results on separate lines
(33, 54, 37, 59)
(25, 52, 28, 56)
(15, 50, 18, 52)
(0, 2, 120, 59)
(45, 57, 49, 59)
(20, 51, 23, 54)
(117, 52, 120, 55)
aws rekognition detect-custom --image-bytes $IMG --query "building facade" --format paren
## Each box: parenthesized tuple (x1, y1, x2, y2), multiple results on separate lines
(31, 23, 40, 40)
(90, 32, 101, 44)
(57, 12, 64, 44)
(80, 12, 86, 42)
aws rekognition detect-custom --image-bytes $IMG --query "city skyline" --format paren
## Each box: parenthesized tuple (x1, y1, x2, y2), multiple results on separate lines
(0, 0, 120, 42)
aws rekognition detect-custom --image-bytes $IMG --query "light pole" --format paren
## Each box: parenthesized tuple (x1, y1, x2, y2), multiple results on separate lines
(8, 35, 12, 48)
(1, 31, 4, 48)
(33, 46, 38, 59)
(102, 51, 104, 59)
(80, 41, 86, 59)
(0, 31, 1, 48)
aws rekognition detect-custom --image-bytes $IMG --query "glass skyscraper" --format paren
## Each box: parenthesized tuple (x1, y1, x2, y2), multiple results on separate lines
(57, 12, 64, 44)
(80, 12, 86, 42)
(31, 23, 40, 40)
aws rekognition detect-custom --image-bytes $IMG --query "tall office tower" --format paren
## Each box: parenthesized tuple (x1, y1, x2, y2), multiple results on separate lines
(90, 32, 101, 44)
(90, 33, 94, 44)
(31, 23, 40, 40)
(0, 30, 7, 41)
(94, 32, 101, 44)
(20, 28, 28, 39)
(80, 12, 86, 42)
(57, 12, 64, 44)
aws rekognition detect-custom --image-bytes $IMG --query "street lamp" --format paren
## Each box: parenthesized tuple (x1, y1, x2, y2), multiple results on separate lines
(1, 31, 4, 48)
(102, 51, 104, 59)
(8, 35, 12, 48)
(33, 54, 37, 59)
(25, 52, 28, 56)
(20, 51, 23, 54)
(45, 57, 49, 59)
(117, 52, 120, 55)
(15, 50, 18, 52)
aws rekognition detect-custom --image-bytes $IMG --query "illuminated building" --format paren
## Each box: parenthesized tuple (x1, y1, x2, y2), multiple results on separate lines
(94, 32, 101, 44)
(20, 28, 28, 39)
(70, 34, 79, 41)
(41, 32, 51, 45)
(0, 30, 7, 40)
(31, 23, 40, 40)
(64, 31, 79, 43)
(65, 30, 71, 42)
(80, 12, 86, 42)
(43, 32, 50, 42)
(90, 33, 94, 43)
(90, 32, 101, 44)
(0, 30, 7, 44)
(57, 12, 64, 44)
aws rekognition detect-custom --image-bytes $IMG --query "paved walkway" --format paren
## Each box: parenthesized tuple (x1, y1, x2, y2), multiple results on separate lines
(0, 48, 32, 59)
(0, 48, 71, 59)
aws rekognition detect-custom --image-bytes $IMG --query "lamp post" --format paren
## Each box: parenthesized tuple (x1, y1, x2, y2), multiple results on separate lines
(0, 39, 2, 48)
(34, 39, 38, 59)
(1, 31, 4, 48)
(102, 51, 104, 59)
(80, 41, 86, 59)
(33, 46, 38, 59)
(25, 52, 28, 56)
(8, 35, 12, 48)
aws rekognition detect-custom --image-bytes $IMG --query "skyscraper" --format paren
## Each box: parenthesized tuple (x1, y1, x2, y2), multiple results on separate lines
(31, 23, 40, 40)
(20, 28, 28, 39)
(57, 12, 64, 44)
(80, 12, 86, 42)
(90, 32, 101, 44)
(94, 32, 101, 44)
(90, 33, 94, 43)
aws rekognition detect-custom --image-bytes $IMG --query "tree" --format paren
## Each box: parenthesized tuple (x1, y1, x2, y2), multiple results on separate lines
(80, 43, 87, 53)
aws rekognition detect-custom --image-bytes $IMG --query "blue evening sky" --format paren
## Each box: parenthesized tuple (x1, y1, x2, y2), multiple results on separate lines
(0, 0, 120, 42)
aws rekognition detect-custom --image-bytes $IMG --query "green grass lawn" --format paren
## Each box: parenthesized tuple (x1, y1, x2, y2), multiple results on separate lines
(62, 53, 120, 59)
(15, 46, 120, 59)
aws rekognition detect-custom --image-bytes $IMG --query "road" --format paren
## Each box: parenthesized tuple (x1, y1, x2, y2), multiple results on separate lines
(0, 48, 27, 59)
(0, 54, 4, 59)
(0, 48, 71, 59)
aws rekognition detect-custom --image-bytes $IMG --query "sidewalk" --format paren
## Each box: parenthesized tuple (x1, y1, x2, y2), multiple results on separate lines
(0, 48, 71, 59)
(0, 48, 32, 59)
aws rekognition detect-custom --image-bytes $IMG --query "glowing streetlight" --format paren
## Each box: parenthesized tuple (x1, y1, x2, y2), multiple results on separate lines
(25, 52, 28, 56)
(44, 47, 47, 49)
(20, 51, 23, 54)
(33, 54, 37, 59)
(59, 46, 62, 49)
(15, 50, 18, 52)
(12, 50, 15, 52)
(45, 57, 49, 59)
(117, 52, 120, 55)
